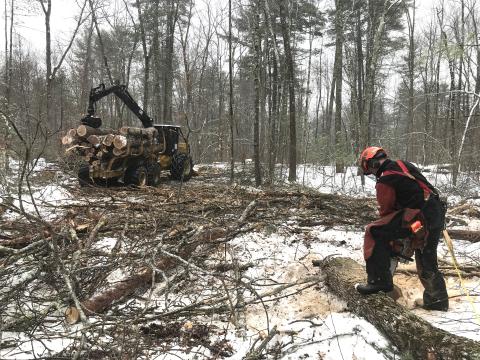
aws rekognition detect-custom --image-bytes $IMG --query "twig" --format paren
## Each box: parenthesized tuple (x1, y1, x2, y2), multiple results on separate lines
(244, 325, 278, 360)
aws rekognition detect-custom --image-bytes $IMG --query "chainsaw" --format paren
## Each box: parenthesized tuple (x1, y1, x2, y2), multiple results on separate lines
(389, 220, 424, 275)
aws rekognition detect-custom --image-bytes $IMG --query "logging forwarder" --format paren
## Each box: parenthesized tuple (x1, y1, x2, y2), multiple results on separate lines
(65, 83, 194, 187)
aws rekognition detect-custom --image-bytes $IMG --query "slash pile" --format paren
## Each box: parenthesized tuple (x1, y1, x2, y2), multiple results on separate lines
(62, 125, 161, 164)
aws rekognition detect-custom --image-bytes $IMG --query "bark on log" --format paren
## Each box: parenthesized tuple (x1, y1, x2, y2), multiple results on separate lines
(77, 125, 117, 137)
(447, 229, 480, 242)
(319, 257, 480, 359)
(65, 144, 90, 154)
(119, 126, 157, 139)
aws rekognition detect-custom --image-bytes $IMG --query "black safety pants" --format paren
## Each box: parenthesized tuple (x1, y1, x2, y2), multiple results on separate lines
(415, 226, 449, 310)
(367, 199, 448, 309)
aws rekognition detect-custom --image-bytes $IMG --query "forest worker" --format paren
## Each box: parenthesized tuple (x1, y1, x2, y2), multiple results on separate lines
(356, 146, 449, 311)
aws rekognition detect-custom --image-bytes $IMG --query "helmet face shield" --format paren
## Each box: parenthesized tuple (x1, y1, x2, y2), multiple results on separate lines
(358, 146, 387, 176)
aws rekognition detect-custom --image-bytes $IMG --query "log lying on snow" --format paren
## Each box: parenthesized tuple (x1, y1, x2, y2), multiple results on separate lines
(447, 229, 480, 243)
(65, 227, 227, 324)
(318, 257, 480, 360)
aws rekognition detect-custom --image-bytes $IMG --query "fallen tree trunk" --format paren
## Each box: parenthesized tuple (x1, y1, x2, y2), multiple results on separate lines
(65, 227, 228, 324)
(319, 257, 480, 359)
(447, 229, 480, 242)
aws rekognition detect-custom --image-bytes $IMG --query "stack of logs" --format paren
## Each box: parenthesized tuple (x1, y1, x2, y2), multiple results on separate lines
(62, 125, 159, 164)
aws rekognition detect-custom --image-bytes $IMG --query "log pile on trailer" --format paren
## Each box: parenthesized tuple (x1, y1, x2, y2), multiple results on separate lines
(62, 125, 162, 164)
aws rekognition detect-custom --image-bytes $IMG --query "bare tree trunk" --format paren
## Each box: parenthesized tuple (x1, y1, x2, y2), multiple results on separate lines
(334, 0, 344, 173)
(163, 0, 179, 123)
(39, 0, 53, 126)
(279, 0, 296, 182)
(471, 1, 480, 160)
(152, 0, 162, 121)
(314, 48, 322, 141)
(361, 1, 388, 150)
(3, 0, 7, 96)
(229, 0, 235, 182)
(88, 0, 120, 124)
(136, 0, 150, 111)
(253, 2, 262, 186)
(89, 0, 113, 86)
(5, 0, 13, 106)
(79, 21, 94, 114)
(326, 69, 335, 150)
(2, 0, 13, 172)
(405, 0, 415, 160)
(355, 8, 364, 148)
(302, 27, 313, 181)
(263, 0, 280, 184)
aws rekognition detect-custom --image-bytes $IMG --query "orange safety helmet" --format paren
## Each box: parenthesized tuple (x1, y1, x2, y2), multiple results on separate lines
(359, 146, 387, 175)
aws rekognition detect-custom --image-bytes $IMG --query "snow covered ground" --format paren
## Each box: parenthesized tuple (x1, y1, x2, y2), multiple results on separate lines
(1, 159, 480, 359)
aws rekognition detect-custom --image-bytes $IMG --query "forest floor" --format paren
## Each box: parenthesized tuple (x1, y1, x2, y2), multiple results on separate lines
(1, 161, 480, 359)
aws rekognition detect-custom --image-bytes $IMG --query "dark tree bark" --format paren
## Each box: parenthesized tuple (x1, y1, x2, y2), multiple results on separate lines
(319, 257, 480, 359)
(163, 0, 179, 123)
(229, 0, 235, 182)
(334, 0, 344, 173)
(405, 0, 415, 160)
(79, 21, 94, 114)
(136, 0, 151, 111)
(360, 1, 387, 150)
(279, 0, 296, 182)
(253, 1, 262, 186)
(39, 0, 53, 124)
(5, 0, 13, 106)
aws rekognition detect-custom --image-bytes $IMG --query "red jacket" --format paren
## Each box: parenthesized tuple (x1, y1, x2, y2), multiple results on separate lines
(376, 182, 396, 217)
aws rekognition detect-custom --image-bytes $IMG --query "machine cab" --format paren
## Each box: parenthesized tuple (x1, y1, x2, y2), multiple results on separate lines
(153, 124, 188, 155)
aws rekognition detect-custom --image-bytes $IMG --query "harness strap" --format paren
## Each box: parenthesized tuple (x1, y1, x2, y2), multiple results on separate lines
(381, 160, 432, 200)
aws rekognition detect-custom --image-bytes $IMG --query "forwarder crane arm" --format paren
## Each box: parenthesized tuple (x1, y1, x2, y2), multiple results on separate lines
(82, 83, 154, 128)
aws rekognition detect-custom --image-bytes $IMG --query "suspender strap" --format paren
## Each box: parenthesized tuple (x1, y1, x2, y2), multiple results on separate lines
(382, 160, 432, 200)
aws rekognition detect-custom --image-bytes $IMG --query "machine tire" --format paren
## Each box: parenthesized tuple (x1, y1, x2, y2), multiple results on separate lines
(124, 164, 148, 187)
(78, 165, 93, 187)
(94, 177, 120, 187)
(146, 162, 161, 186)
(170, 152, 193, 181)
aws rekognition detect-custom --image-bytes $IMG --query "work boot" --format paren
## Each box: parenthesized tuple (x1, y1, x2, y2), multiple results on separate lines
(355, 279, 393, 295)
(422, 292, 449, 311)
(419, 271, 449, 311)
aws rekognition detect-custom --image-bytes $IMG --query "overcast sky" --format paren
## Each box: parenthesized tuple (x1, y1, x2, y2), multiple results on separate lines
(0, 0, 443, 104)
(1, 0, 84, 56)
(1, 0, 440, 55)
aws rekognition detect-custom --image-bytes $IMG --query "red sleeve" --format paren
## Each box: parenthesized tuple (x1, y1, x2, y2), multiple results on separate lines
(376, 182, 396, 217)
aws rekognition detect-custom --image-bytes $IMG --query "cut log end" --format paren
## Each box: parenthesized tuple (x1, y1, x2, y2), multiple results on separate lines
(113, 135, 128, 150)
(61, 136, 73, 145)
(65, 306, 80, 325)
